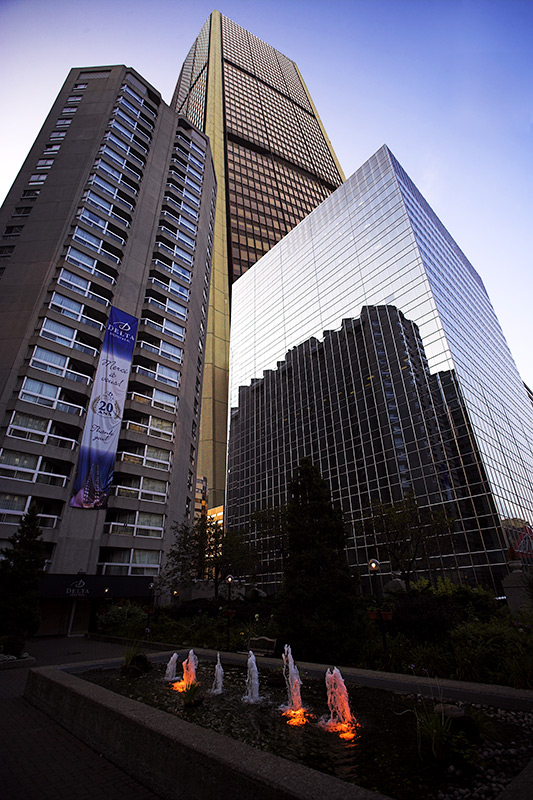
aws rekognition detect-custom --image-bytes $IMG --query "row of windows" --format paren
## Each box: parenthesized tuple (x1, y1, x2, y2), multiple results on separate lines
(1, 71, 214, 551)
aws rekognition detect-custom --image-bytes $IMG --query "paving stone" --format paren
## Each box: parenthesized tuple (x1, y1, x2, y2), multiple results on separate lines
(0, 637, 162, 800)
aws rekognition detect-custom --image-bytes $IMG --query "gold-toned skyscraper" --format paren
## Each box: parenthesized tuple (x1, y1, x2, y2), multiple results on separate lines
(173, 11, 345, 505)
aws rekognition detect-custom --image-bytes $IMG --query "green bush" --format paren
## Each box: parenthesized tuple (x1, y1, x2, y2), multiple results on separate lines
(97, 601, 147, 638)
(408, 642, 453, 679)
(391, 591, 462, 644)
(450, 618, 533, 686)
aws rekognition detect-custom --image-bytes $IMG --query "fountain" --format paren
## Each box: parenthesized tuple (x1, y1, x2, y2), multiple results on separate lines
(171, 649, 198, 692)
(321, 666, 358, 740)
(242, 651, 262, 703)
(281, 644, 310, 726)
(164, 652, 179, 681)
(210, 652, 224, 694)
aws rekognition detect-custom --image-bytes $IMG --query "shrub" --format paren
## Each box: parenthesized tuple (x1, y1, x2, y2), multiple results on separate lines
(97, 601, 147, 638)
(408, 642, 453, 679)
(391, 591, 461, 644)
(450, 618, 533, 686)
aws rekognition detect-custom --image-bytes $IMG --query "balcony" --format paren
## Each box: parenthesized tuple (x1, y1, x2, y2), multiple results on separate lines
(117, 451, 170, 471)
(7, 423, 78, 450)
(29, 356, 92, 386)
(0, 510, 59, 527)
(126, 390, 177, 413)
(144, 296, 187, 321)
(0, 464, 68, 488)
(113, 485, 167, 503)
(19, 387, 85, 416)
(124, 419, 174, 442)
(49, 298, 104, 332)
(104, 522, 164, 538)
(65, 247, 116, 284)
(57, 270, 110, 307)
(72, 227, 122, 264)
(151, 259, 191, 284)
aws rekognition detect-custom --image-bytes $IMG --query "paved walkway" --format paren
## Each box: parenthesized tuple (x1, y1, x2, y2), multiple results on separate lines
(0, 637, 163, 800)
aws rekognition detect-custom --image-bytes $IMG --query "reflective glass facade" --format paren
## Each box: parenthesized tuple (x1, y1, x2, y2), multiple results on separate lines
(228, 145, 533, 590)
(173, 11, 344, 504)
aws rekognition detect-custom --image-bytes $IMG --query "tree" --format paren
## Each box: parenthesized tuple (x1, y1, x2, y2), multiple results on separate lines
(274, 458, 363, 663)
(160, 516, 252, 601)
(366, 494, 455, 590)
(0, 504, 46, 653)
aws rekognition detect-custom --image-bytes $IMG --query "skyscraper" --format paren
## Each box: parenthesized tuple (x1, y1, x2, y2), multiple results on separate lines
(173, 11, 345, 505)
(227, 145, 533, 591)
(0, 65, 216, 633)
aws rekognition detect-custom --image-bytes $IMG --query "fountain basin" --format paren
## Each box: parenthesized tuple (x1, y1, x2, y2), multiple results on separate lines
(24, 655, 390, 800)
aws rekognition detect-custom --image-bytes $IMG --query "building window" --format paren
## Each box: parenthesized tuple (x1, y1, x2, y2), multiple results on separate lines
(78, 71, 110, 80)
(49, 131, 66, 140)
(152, 388, 177, 411)
(55, 119, 72, 128)
(3, 226, 23, 238)
(0, 246, 15, 259)
(12, 207, 32, 217)
(28, 174, 47, 185)
(40, 318, 77, 348)
(43, 144, 61, 156)
(36, 159, 54, 169)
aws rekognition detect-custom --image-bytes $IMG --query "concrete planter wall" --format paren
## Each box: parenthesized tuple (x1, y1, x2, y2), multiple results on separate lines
(24, 662, 390, 800)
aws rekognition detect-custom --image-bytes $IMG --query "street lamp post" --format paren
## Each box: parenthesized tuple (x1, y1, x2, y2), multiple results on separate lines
(368, 558, 381, 601)
(368, 558, 389, 659)
(225, 574, 234, 651)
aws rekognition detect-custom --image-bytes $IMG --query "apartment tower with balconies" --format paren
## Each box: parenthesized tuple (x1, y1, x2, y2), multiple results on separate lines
(0, 65, 216, 633)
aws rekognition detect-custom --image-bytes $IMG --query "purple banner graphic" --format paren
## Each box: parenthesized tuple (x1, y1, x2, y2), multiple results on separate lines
(70, 306, 138, 508)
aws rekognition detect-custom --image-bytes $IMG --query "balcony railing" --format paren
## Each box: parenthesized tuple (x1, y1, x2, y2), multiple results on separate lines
(7, 424, 78, 449)
(0, 466, 68, 487)
(104, 521, 164, 538)
(113, 485, 167, 503)
(117, 451, 170, 471)
(124, 419, 174, 441)
(19, 388, 85, 415)
(0, 511, 59, 527)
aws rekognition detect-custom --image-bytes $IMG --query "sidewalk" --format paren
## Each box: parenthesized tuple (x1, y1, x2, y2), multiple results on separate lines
(0, 637, 162, 800)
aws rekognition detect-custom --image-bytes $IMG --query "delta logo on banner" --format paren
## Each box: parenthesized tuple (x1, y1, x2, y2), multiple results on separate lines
(70, 306, 138, 509)
(514, 524, 533, 559)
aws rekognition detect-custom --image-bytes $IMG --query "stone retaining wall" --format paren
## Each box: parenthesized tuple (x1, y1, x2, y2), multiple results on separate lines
(24, 662, 391, 800)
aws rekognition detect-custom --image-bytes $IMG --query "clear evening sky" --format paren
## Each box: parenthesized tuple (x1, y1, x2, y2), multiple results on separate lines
(1, 0, 531, 388)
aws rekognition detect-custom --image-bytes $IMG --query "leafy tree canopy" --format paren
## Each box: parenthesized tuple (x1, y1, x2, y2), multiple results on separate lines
(159, 515, 252, 600)
(365, 493, 454, 590)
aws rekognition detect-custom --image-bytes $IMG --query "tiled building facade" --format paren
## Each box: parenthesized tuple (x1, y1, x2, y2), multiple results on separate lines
(0, 65, 216, 632)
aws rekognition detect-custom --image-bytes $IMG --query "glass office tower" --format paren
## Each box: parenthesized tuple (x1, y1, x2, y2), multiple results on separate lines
(173, 11, 345, 505)
(227, 145, 533, 590)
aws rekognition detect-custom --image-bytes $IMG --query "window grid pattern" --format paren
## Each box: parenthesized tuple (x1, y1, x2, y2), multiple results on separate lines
(228, 145, 533, 591)
(228, 306, 503, 591)
(227, 141, 332, 279)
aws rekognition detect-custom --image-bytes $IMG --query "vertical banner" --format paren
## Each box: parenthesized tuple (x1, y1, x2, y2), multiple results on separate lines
(70, 306, 138, 509)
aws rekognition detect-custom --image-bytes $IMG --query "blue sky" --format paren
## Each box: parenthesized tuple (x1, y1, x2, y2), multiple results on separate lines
(1, 0, 531, 387)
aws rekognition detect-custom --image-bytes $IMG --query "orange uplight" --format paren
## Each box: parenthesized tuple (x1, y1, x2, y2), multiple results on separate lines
(326, 720, 360, 741)
(171, 679, 189, 693)
(282, 707, 311, 727)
